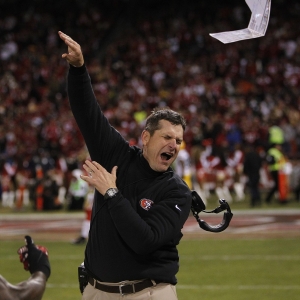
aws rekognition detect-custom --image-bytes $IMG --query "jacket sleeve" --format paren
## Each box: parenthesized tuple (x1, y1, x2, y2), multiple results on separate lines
(67, 64, 128, 167)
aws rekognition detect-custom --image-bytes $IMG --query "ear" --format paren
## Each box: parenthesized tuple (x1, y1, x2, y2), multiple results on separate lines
(141, 130, 150, 146)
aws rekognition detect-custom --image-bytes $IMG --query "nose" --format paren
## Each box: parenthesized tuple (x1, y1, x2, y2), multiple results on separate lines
(168, 139, 177, 150)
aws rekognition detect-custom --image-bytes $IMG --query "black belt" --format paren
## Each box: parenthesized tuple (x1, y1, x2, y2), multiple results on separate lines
(88, 277, 159, 295)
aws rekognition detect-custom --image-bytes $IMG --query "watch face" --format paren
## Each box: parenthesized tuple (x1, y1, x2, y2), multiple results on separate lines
(104, 188, 118, 200)
(108, 189, 116, 197)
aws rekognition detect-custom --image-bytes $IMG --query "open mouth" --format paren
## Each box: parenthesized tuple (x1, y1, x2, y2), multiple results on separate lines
(161, 152, 173, 161)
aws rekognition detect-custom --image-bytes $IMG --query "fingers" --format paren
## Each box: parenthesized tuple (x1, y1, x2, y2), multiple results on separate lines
(58, 31, 73, 42)
(18, 235, 33, 255)
(82, 162, 93, 177)
(18, 238, 30, 270)
(81, 160, 99, 181)
(84, 160, 115, 175)
(85, 160, 102, 173)
(58, 31, 84, 67)
(111, 166, 118, 177)
(58, 31, 80, 49)
(86, 161, 117, 175)
(17, 245, 28, 255)
(25, 235, 34, 246)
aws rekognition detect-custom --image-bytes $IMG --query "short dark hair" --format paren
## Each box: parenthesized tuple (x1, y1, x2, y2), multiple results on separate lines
(144, 107, 186, 136)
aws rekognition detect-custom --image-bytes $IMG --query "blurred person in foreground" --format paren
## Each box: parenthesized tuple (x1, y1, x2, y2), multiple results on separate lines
(0, 236, 51, 300)
(59, 31, 192, 300)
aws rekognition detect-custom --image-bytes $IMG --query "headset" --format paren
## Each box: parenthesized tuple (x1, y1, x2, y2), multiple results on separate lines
(190, 190, 233, 233)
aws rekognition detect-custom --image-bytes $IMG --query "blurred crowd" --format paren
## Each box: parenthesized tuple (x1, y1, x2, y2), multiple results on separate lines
(1, 0, 300, 210)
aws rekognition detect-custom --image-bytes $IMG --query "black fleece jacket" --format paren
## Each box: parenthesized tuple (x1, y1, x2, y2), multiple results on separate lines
(67, 64, 192, 284)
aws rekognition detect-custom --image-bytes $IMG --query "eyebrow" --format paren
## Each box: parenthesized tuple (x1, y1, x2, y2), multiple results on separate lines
(163, 134, 183, 143)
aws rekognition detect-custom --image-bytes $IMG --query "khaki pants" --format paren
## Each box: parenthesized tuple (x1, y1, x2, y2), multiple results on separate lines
(82, 280, 178, 300)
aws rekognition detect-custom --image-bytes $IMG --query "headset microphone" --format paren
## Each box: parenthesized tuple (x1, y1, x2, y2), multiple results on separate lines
(190, 190, 233, 233)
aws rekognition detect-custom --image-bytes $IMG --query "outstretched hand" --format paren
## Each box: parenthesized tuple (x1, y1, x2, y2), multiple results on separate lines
(58, 31, 84, 67)
(18, 235, 51, 279)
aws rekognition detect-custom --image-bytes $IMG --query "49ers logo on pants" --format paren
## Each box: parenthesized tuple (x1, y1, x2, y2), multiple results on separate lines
(139, 199, 154, 211)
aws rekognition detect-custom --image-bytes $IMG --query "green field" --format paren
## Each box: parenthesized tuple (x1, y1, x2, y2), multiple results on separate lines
(1, 190, 299, 299)
(1, 237, 299, 300)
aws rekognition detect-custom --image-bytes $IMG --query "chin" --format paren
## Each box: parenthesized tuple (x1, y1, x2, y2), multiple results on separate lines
(152, 164, 167, 172)
(160, 164, 171, 172)
(153, 159, 173, 172)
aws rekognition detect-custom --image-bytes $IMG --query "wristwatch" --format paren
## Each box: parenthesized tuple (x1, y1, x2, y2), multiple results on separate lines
(104, 188, 119, 200)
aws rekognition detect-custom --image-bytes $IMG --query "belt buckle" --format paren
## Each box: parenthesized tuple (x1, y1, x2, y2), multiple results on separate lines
(119, 282, 135, 296)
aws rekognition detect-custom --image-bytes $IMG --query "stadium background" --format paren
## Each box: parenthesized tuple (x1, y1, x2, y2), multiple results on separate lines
(1, 0, 300, 207)
(1, 0, 300, 299)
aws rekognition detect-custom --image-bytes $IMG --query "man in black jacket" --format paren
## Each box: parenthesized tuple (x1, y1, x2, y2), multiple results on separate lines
(59, 31, 192, 300)
(0, 236, 51, 300)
